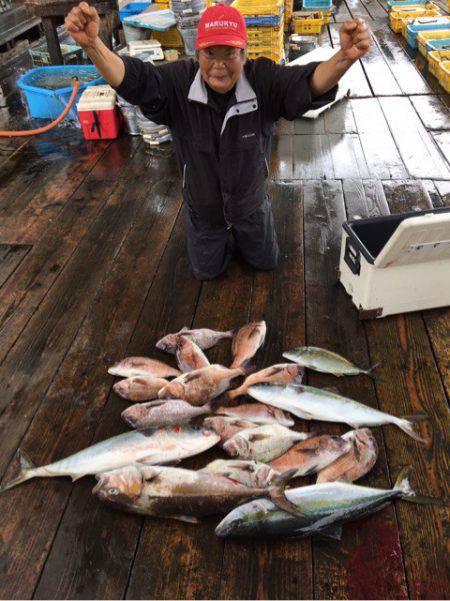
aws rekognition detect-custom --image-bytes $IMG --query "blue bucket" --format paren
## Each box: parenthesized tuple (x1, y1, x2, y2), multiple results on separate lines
(17, 65, 105, 120)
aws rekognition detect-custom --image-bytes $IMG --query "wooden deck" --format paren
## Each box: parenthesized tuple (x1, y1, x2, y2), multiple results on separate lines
(0, 3, 449, 599)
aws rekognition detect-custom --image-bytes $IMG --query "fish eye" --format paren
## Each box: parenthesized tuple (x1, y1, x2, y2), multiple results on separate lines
(108, 487, 119, 495)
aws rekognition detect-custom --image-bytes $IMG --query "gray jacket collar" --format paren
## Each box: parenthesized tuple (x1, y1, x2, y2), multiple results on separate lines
(187, 67, 257, 105)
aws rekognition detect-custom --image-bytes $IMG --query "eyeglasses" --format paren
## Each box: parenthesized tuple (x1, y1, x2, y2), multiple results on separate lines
(200, 48, 242, 62)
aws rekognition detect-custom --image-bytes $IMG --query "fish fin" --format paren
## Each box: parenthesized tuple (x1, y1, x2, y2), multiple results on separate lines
(170, 514, 201, 523)
(349, 435, 361, 462)
(226, 388, 242, 401)
(183, 372, 202, 383)
(238, 364, 257, 377)
(247, 432, 271, 442)
(269, 468, 303, 517)
(336, 476, 352, 483)
(317, 524, 343, 541)
(225, 329, 235, 338)
(71, 474, 87, 482)
(364, 362, 382, 380)
(323, 386, 340, 395)
(398, 416, 429, 444)
(0, 449, 36, 492)
(393, 467, 440, 505)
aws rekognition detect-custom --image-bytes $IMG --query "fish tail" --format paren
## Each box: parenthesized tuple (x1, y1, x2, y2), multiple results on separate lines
(364, 362, 382, 380)
(269, 468, 303, 517)
(0, 449, 36, 492)
(225, 329, 235, 339)
(393, 467, 440, 505)
(397, 415, 429, 444)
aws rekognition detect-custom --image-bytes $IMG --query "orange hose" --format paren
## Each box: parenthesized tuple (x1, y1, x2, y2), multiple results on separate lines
(0, 79, 82, 138)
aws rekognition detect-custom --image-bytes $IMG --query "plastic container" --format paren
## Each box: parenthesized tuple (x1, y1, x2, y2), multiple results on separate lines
(387, 0, 428, 9)
(425, 37, 450, 53)
(302, 0, 332, 9)
(17, 65, 104, 120)
(390, 6, 440, 32)
(292, 10, 324, 33)
(179, 27, 197, 54)
(77, 85, 122, 140)
(119, 2, 152, 20)
(437, 59, 450, 91)
(151, 26, 184, 46)
(123, 23, 151, 43)
(405, 17, 450, 47)
(427, 49, 450, 76)
(29, 43, 83, 67)
(418, 29, 450, 56)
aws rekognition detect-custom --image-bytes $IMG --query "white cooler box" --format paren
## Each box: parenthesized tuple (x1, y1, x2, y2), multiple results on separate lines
(339, 207, 450, 318)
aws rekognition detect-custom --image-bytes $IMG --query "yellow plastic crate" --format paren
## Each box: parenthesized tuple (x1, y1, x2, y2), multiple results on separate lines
(232, 0, 283, 15)
(390, 5, 440, 32)
(151, 27, 184, 47)
(418, 28, 450, 56)
(428, 48, 450, 76)
(400, 14, 450, 36)
(292, 10, 325, 33)
(248, 50, 283, 62)
(437, 59, 450, 91)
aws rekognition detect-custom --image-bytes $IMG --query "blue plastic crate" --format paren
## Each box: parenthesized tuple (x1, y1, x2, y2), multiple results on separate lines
(426, 37, 450, 52)
(17, 65, 105, 120)
(244, 7, 284, 27)
(119, 2, 152, 20)
(387, 0, 427, 7)
(302, 0, 332, 9)
(406, 18, 450, 48)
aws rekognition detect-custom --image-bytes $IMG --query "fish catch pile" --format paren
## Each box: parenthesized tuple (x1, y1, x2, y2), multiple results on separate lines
(2, 322, 435, 539)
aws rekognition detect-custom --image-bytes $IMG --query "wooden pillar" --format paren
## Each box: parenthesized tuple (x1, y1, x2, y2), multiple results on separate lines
(41, 16, 63, 64)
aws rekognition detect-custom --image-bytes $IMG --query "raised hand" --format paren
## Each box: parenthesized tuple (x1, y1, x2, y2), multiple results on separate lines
(339, 18, 372, 61)
(65, 1, 100, 48)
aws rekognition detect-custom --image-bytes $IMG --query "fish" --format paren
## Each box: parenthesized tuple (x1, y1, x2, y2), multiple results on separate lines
(215, 467, 436, 539)
(283, 346, 380, 378)
(230, 320, 266, 368)
(1, 426, 220, 491)
(200, 459, 281, 488)
(269, 434, 351, 477)
(228, 364, 304, 401)
(203, 416, 257, 444)
(108, 357, 181, 379)
(248, 383, 428, 443)
(223, 424, 314, 463)
(316, 428, 379, 483)
(122, 399, 213, 429)
(113, 376, 169, 402)
(93, 464, 302, 522)
(156, 327, 234, 354)
(215, 403, 294, 427)
(158, 364, 249, 406)
(176, 335, 210, 372)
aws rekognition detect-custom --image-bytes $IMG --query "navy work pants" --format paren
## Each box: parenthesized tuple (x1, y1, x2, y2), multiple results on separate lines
(185, 197, 279, 281)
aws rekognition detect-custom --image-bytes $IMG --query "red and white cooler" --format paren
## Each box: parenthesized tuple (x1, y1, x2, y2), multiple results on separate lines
(77, 85, 122, 140)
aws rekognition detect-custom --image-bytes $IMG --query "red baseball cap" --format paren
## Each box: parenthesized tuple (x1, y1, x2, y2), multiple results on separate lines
(195, 5, 247, 50)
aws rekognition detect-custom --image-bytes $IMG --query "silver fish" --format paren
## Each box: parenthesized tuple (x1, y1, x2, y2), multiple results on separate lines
(283, 347, 379, 378)
(93, 464, 301, 522)
(156, 327, 234, 354)
(216, 403, 294, 427)
(122, 399, 212, 429)
(223, 424, 313, 463)
(231, 320, 267, 368)
(1, 426, 220, 491)
(113, 376, 169, 402)
(248, 383, 427, 443)
(215, 467, 435, 539)
(176, 335, 210, 372)
(316, 428, 378, 483)
(269, 434, 351, 477)
(200, 459, 281, 488)
(108, 357, 181, 379)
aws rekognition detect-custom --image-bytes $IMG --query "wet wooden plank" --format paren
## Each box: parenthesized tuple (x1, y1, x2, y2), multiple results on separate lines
(421, 179, 445, 208)
(295, 115, 326, 135)
(381, 180, 433, 212)
(342, 178, 389, 217)
(379, 97, 450, 179)
(31, 184, 191, 601)
(431, 132, 450, 167)
(434, 180, 450, 204)
(324, 99, 357, 134)
(350, 98, 408, 179)
(330, 23, 402, 96)
(220, 182, 313, 600)
(270, 134, 294, 180)
(333, 0, 353, 22)
(363, 184, 450, 601)
(293, 134, 335, 179)
(410, 95, 450, 132)
(126, 246, 254, 600)
(370, 20, 435, 95)
(359, 0, 388, 19)
(344, 0, 373, 20)
(304, 179, 408, 600)
(329, 133, 371, 178)
(0, 137, 139, 366)
(0, 244, 31, 288)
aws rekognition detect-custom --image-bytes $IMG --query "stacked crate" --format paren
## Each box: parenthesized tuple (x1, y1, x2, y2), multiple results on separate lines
(233, 0, 285, 63)
(171, 0, 206, 55)
(285, 0, 294, 31)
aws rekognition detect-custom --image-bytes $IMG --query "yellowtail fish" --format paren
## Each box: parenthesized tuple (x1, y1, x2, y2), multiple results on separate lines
(283, 346, 380, 378)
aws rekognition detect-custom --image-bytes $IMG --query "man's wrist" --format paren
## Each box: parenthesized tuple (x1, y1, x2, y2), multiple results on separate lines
(82, 37, 102, 53)
(335, 48, 357, 69)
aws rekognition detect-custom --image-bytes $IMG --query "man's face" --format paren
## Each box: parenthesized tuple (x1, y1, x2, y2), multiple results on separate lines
(198, 45, 245, 94)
